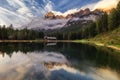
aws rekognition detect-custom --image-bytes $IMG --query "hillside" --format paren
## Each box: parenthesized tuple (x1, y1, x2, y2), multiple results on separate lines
(73, 27, 120, 51)
(89, 27, 120, 46)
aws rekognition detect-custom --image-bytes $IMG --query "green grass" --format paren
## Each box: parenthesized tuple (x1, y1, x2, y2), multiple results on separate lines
(73, 39, 89, 43)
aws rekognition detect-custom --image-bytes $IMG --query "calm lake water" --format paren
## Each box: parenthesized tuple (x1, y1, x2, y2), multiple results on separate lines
(0, 42, 120, 80)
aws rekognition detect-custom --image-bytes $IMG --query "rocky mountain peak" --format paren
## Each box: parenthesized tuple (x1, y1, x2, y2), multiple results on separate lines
(83, 8, 90, 14)
(45, 12, 56, 19)
(45, 12, 66, 19)
(44, 8, 102, 19)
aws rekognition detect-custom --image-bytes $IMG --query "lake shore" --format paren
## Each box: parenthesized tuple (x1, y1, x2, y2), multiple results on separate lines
(0, 40, 73, 43)
(0, 40, 45, 43)
(73, 40, 120, 51)
(0, 39, 120, 51)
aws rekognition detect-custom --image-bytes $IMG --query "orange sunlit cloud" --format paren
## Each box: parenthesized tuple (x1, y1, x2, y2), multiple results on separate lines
(94, 0, 120, 12)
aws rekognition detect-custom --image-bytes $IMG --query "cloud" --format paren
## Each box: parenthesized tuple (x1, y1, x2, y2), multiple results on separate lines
(93, 0, 120, 11)
(6, 0, 34, 17)
(0, 7, 29, 27)
(80, 3, 97, 10)
(54, 0, 120, 15)
(80, 0, 120, 11)
(52, 8, 80, 17)
(44, 1, 54, 12)
(0, 0, 46, 27)
(49, 1, 96, 17)
(43, 0, 81, 17)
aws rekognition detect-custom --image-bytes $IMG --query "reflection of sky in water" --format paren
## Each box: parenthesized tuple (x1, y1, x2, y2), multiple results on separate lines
(0, 51, 120, 80)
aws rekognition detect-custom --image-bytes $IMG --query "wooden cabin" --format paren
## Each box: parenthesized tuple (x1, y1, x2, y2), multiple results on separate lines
(44, 36, 57, 40)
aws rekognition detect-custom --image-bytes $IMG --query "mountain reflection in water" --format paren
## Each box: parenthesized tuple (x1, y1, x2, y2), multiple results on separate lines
(0, 43, 120, 80)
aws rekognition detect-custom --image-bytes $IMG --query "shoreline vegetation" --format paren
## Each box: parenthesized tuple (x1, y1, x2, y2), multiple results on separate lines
(0, 40, 73, 43)
(73, 40, 120, 51)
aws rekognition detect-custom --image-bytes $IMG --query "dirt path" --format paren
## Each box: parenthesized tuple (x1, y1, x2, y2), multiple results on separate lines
(94, 42, 120, 51)
(107, 45, 120, 51)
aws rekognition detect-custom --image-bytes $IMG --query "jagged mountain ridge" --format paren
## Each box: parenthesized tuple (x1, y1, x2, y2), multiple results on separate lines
(45, 8, 103, 19)
(25, 8, 104, 30)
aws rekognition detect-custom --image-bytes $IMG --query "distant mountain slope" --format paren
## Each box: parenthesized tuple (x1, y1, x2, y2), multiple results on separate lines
(23, 9, 104, 30)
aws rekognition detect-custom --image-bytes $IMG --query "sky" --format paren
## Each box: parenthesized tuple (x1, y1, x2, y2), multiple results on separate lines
(0, 0, 119, 27)
(35, 0, 119, 16)
(36, 0, 99, 12)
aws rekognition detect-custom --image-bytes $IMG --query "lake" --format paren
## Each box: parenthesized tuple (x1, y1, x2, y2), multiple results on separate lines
(0, 42, 120, 80)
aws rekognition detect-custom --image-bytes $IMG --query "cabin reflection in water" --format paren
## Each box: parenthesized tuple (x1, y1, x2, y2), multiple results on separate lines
(46, 43, 57, 46)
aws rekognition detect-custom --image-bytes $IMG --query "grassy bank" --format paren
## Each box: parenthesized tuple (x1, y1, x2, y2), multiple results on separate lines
(73, 40, 120, 51)
(73, 27, 120, 51)
(90, 27, 120, 45)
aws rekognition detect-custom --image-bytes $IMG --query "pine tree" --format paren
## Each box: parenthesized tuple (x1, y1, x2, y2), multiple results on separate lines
(116, 1, 120, 27)
(108, 1, 120, 30)
(108, 8, 119, 30)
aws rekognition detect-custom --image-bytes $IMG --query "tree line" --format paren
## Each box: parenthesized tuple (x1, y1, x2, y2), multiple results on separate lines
(0, 25, 44, 40)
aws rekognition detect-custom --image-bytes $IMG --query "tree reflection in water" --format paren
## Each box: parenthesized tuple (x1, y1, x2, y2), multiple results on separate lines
(0, 42, 120, 80)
